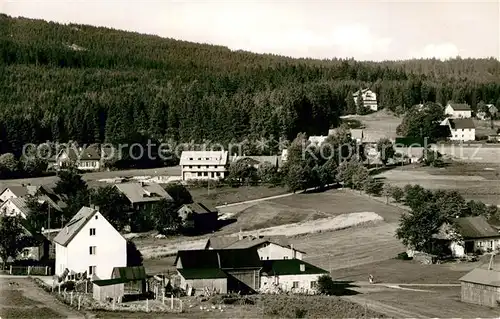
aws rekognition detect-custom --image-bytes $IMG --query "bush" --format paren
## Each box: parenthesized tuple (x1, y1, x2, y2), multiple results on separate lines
(60, 280, 75, 291)
(210, 294, 254, 305)
(396, 252, 412, 260)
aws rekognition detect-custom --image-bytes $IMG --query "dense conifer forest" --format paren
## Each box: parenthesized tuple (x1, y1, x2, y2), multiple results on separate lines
(1, 14, 500, 156)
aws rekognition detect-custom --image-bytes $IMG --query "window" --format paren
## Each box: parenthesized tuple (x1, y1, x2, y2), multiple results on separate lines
(311, 281, 317, 289)
(206, 157, 210, 160)
(292, 281, 299, 289)
(214, 165, 218, 169)
(189, 165, 192, 169)
(198, 165, 201, 169)
(89, 246, 96, 255)
(203, 172, 208, 176)
(284, 256, 288, 260)
(89, 228, 96, 236)
(197, 172, 202, 177)
(216, 172, 220, 177)
(88, 266, 96, 275)
(197, 158, 201, 160)
(189, 157, 193, 160)
(95, 215, 98, 220)
(22, 249, 30, 258)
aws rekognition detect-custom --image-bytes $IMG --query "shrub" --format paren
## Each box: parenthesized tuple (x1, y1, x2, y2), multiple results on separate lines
(295, 307, 308, 318)
(60, 280, 75, 291)
(396, 252, 412, 260)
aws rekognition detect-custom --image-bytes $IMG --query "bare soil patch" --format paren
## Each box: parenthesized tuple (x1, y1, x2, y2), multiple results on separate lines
(0, 278, 83, 318)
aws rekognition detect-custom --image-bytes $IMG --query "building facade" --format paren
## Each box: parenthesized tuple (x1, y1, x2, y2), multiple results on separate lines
(441, 118, 476, 142)
(54, 207, 126, 280)
(353, 89, 378, 111)
(179, 151, 229, 181)
(444, 103, 472, 118)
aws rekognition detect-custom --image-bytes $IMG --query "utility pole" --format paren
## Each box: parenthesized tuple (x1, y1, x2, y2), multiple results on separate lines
(47, 205, 51, 230)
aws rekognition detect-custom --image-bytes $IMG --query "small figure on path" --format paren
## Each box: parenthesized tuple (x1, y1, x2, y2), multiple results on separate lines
(368, 274, 374, 284)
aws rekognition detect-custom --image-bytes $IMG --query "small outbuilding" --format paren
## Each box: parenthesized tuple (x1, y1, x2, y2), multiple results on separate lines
(111, 266, 147, 295)
(459, 268, 500, 307)
(93, 278, 126, 302)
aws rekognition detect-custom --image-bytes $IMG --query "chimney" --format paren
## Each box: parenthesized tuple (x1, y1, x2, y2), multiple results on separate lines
(238, 229, 243, 240)
(65, 227, 69, 234)
(94, 205, 100, 211)
(299, 264, 305, 272)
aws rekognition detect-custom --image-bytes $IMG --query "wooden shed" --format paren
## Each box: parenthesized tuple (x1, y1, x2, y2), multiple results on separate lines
(93, 278, 126, 302)
(459, 268, 500, 307)
(111, 266, 147, 295)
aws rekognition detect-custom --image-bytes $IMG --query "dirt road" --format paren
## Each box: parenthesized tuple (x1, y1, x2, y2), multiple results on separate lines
(0, 277, 84, 318)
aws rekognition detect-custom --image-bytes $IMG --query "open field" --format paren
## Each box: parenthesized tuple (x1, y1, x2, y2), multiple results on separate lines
(341, 109, 402, 141)
(0, 277, 83, 318)
(136, 189, 407, 262)
(349, 285, 500, 318)
(378, 162, 500, 205)
(190, 185, 289, 208)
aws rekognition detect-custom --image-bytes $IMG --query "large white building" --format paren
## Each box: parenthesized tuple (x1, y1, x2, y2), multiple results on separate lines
(179, 151, 229, 181)
(353, 89, 378, 111)
(54, 206, 126, 280)
(441, 118, 476, 142)
(444, 103, 472, 119)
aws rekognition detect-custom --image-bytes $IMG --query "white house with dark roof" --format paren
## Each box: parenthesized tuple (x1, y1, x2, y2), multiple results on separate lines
(353, 89, 378, 111)
(0, 185, 39, 203)
(54, 206, 126, 280)
(205, 234, 305, 260)
(0, 197, 30, 219)
(48, 145, 113, 171)
(179, 151, 229, 181)
(444, 103, 472, 118)
(114, 182, 173, 212)
(440, 118, 476, 141)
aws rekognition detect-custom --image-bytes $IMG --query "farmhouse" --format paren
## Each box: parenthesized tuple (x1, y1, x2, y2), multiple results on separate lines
(114, 182, 173, 212)
(179, 151, 229, 181)
(353, 89, 378, 111)
(48, 145, 114, 171)
(0, 185, 40, 203)
(177, 202, 218, 232)
(175, 248, 262, 295)
(434, 216, 500, 257)
(205, 234, 305, 260)
(444, 103, 472, 118)
(459, 255, 500, 307)
(0, 197, 30, 218)
(440, 118, 475, 142)
(260, 259, 328, 294)
(53, 206, 126, 280)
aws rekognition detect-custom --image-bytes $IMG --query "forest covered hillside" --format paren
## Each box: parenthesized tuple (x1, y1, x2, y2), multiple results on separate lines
(1, 14, 500, 156)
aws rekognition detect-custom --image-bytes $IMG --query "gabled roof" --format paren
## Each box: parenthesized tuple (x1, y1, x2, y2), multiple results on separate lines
(53, 207, 98, 246)
(112, 266, 147, 281)
(448, 118, 475, 129)
(453, 216, 500, 239)
(447, 103, 471, 111)
(114, 182, 173, 204)
(459, 268, 500, 287)
(261, 259, 328, 276)
(179, 151, 229, 166)
(4, 197, 30, 217)
(352, 88, 371, 96)
(175, 248, 262, 269)
(180, 202, 216, 215)
(205, 235, 305, 253)
(0, 186, 30, 198)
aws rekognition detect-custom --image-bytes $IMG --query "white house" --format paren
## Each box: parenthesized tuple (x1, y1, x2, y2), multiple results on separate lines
(179, 151, 229, 181)
(441, 118, 475, 141)
(205, 235, 305, 260)
(0, 185, 40, 203)
(434, 216, 500, 258)
(48, 145, 112, 172)
(353, 89, 378, 111)
(53, 206, 126, 281)
(0, 197, 30, 219)
(260, 259, 328, 294)
(444, 103, 472, 118)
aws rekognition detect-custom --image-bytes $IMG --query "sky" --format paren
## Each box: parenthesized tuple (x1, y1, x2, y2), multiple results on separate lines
(3, 0, 500, 61)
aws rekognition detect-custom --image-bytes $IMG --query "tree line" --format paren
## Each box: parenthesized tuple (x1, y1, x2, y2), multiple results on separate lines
(1, 15, 500, 158)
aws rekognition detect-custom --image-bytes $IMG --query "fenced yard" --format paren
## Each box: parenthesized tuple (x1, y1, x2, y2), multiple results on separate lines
(3, 265, 52, 275)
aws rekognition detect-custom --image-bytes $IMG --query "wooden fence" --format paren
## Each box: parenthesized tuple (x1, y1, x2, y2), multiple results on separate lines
(8, 265, 51, 275)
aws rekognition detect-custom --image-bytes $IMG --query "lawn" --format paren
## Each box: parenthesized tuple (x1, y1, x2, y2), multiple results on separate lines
(0, 278, 82, 318)
(341, 109, 402, 142)
(189, 185, 289, 208)
(360, 286, 500, 318)
(378, 162, 500, 205)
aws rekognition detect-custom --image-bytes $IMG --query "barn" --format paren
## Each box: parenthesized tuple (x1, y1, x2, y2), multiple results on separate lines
(175, 248, 262, 295)
(92, 278, 126, 302)
(459, 255, 500, 307)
